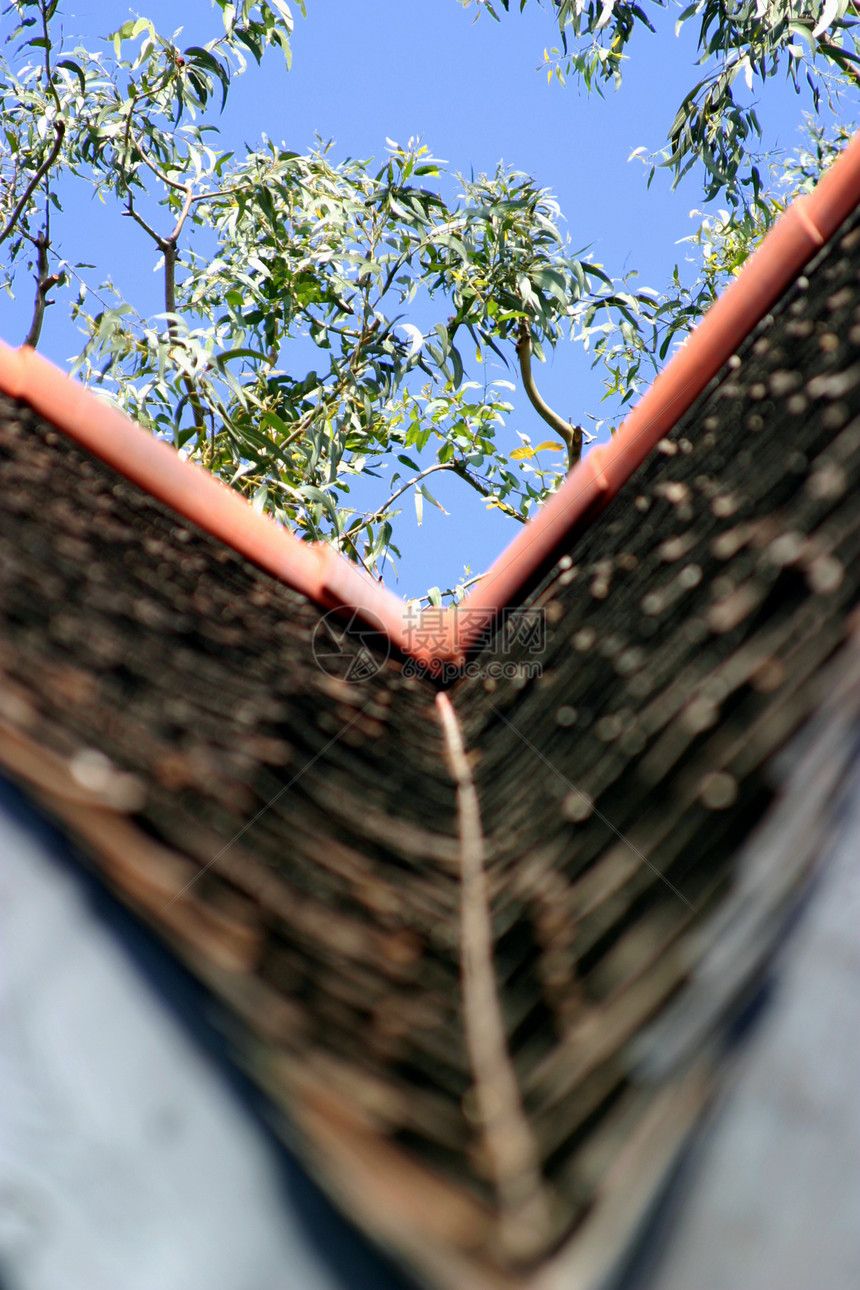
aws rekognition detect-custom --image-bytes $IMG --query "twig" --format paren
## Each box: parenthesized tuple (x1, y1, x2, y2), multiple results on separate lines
(358, 461, 454, 532)
(450, 460, 527, 522)
(0, 121, 66, 247)
(22, 229, 60, 349)
(130, 131, 248, 213)
(340, 530, 378, 580)
(189, 182, 255, 205)
(414, 571, 486, 606)
(39, 0, 63, 115)
(124, 193, 165, 249)
(133, 134, 192, 194)
(435, 692, 553, 1262)
(516, 319, 583, 471)
(353, 456, 526, 542)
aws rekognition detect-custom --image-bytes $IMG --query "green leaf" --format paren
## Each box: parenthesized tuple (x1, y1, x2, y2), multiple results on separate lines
(420, 482, 448, 513)
(449, 343, 464, 388)
(267, 0, 295, 30)
(260, 409, 294, 438)
(215, 346, 269, 366)
(300, 483, 339, 528)
(56, 58, 86, 96)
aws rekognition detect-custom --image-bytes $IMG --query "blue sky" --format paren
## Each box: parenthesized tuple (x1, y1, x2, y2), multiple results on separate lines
(2, 1, 832, 597)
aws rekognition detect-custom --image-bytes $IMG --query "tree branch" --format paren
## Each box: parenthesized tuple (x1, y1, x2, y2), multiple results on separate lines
(357, 460, 454, 533)
(133, 134, 191, 193)
(516, 319, 582, 470)
(0, 121, 66, 247)
(415, 571, 485, 606)
(124, 193, 166, 248)
(450, 460, 527, 521)
(124, 130, 193, 308)
(351, 455, 527, 546)
(39, 0, 63, 115)
(190, 181, 256, 205)
(163, 242, 177, 318)
(123, 191, 205, 442)
(166, 183, 194, 248)
(22, 229, 60, 349)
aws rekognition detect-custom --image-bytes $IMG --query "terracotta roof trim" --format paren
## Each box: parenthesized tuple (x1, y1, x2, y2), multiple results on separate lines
(0, 342, 414, 653)
(3, 128, 860, 665)
(453, 128, 860, 652)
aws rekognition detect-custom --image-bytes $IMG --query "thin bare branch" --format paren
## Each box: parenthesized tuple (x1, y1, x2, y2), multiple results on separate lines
(359, 461, 454, 531)
(39, 0, 63, 116)
(133, 133, 191, 193)
(189, 181, 255, 205)
(22, 230, 60, 349)
(166, 184, 194, 246)
(353, 456, 526, 543)
(0, 121, 65, 247)
(450, 460, 527, 522)
(124, 194, 166, 249)
(436, 692, 554, 1262)
(61, 259, 148, 336)
(516, 319, 583, 470)
(414, 571, 486, 606)
(125, 194, 201, 433)
(340, 531, 378, 580)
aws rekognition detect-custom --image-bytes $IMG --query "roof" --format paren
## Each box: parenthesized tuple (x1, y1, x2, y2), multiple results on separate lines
(3, 136, 860, 1289)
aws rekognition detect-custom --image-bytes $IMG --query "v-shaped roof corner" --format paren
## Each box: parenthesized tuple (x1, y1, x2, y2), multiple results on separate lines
(3, 131, 860, 666)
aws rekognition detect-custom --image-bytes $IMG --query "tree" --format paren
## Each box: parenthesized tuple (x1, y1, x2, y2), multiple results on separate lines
(1, 0, 857, 595)
(461, 0, 859, 416)
(472, 0, 860, 206)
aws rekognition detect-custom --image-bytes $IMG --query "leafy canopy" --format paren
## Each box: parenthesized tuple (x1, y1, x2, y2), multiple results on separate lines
(470, 0, 860, 206)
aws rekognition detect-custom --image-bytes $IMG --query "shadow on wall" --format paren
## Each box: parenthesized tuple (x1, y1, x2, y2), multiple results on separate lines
(0, 774, 417, 1290)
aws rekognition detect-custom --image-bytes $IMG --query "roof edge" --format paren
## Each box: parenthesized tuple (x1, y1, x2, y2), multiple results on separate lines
(450, 128, 860, 657)
(0, 342, 414, 653)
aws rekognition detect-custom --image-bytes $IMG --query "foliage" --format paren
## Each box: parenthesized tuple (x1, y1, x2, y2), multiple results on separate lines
(469, 0, 860, 207)
(580, 113, 859, 428)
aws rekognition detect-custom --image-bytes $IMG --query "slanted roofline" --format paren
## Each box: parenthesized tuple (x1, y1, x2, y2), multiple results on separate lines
(0, 341, 417, 655)
(454, 128, 860, 654)
(3, 130, 860, 666)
